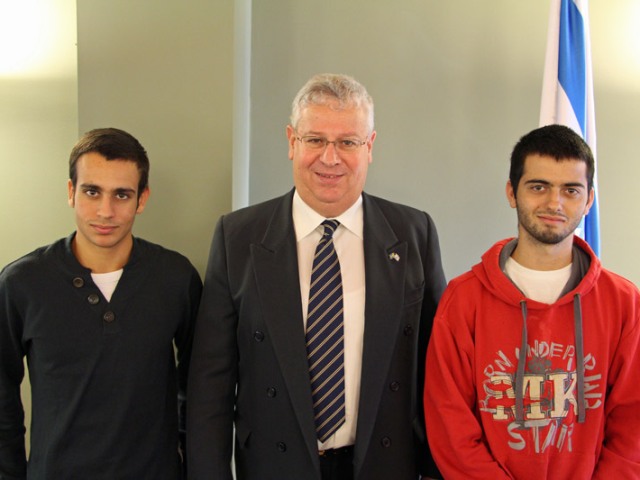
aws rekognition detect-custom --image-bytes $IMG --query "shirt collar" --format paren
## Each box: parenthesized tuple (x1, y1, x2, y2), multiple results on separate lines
(292, 190, 364, 241)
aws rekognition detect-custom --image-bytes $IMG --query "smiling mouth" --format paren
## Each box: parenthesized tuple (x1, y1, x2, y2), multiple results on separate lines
(316, 172, 343, 179)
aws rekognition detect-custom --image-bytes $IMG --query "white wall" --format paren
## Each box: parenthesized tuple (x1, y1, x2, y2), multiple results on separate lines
(0, 0, 78, 268)
(248, 0, 640, 285)
(0, 0, 79, 453)
(2, 1, 638, 288)
(76, 0, 234, 274)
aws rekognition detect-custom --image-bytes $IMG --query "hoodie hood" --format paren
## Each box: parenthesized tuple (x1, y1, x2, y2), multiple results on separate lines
(471, 236, 601, 307)
(471, 235, 602, 425)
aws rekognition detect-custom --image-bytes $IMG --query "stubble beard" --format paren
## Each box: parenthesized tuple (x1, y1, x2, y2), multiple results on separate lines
(516, 205, 581, 246)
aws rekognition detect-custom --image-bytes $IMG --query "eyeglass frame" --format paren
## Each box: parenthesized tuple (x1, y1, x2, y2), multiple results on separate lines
(294, 132, 370, 153)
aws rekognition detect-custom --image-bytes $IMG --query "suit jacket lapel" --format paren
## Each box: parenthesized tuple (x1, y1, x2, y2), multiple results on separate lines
(250, 190, 321, 472)
(355, 193, 407, 469)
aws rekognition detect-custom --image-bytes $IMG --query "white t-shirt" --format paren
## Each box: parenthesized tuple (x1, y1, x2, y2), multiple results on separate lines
(91, 269, 124, 302)
(505, 257, 572, 304)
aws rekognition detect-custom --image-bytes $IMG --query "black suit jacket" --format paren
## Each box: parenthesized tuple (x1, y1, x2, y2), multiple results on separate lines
(187, 190, 446, 480)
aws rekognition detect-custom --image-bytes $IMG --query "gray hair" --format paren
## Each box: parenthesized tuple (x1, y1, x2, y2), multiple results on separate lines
(290, 73, 374, 134)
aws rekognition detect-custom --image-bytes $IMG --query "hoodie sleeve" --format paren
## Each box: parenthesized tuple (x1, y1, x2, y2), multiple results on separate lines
(592, 292, 640, 478)
(424, 280, 512, 480)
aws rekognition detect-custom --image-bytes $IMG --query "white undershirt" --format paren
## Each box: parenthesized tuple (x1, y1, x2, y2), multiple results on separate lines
(293, 191, 365, 450)
(505, 257, 572, 304)
(91, 269, 124, 302)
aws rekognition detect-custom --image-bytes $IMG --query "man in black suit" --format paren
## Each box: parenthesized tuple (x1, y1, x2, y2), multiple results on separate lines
(187, 73, 446, 480)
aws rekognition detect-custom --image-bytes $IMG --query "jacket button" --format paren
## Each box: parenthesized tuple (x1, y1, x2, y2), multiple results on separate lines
(389, 381, 400, 392)
(72, 277, 84, 288)
(403, 325, 413, 336)
(381, 437, 392, 448)
(276, 442, 287, 452)
(103, 311, 115, 323)
(254, 331, 265, 342)
(267, 387, 277, 398)
(87, 294, 100, 305)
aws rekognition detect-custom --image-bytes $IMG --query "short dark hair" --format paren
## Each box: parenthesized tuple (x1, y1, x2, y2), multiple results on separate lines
(509, 124, 594, 197)
(69, 128, 150, 196)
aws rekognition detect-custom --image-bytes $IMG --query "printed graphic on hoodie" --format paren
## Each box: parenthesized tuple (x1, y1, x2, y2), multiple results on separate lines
(479, 339, 603, 454)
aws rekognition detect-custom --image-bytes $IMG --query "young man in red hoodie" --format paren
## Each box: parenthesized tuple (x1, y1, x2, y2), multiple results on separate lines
(425, 124, 640, 479)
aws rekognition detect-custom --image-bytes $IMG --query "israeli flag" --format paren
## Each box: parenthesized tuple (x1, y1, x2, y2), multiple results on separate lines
(539, 0, 600, 256)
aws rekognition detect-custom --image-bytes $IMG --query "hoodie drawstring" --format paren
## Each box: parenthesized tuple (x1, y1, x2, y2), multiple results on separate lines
(515, 301, 528, 426)
(515, 295, 586, 426)
(573, 294, 586, 423)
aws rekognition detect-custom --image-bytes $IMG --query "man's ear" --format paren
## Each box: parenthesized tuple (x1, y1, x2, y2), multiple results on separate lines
(136, 187, 151, 214)
(366, 130, 376, 164)
(286, 124, 296, 161)
(67, 179, 75, 207)
(506, 180, 517, 209)
(583, 187, 595, 216)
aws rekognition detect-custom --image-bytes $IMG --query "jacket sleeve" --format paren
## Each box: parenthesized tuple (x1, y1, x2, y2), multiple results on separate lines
(186, 218, 236, 480)
(0, 271, 28, 479)
(592, 293, 640, 478)
(424, 283, 511, 480)
(416, 212, 447, 478)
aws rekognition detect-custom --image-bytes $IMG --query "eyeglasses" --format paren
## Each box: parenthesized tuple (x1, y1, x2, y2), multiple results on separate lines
(295, 135, 368, 153)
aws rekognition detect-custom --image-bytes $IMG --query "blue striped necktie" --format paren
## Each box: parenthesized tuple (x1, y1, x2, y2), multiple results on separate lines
(306, 219, 345, 442)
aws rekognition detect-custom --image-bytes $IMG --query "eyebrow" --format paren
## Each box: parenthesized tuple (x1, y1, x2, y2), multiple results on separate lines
(302, 130, 364, 138)
(80, 183, 137, 195)
(524, 179, 586, 188)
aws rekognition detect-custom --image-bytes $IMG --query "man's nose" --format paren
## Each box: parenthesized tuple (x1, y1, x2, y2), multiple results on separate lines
(98, 197, 115, 218)
(319, 141, 341, 165)
(546, 189, 562, 210)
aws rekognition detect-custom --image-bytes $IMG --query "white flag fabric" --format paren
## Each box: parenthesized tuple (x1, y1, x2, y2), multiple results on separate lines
(539, 0, 600, 256)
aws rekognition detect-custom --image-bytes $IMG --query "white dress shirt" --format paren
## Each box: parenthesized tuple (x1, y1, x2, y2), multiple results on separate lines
(292, 191, 365, 450)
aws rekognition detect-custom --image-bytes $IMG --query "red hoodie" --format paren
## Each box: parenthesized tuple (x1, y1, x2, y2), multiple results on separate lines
(425, 237, 640, 479)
